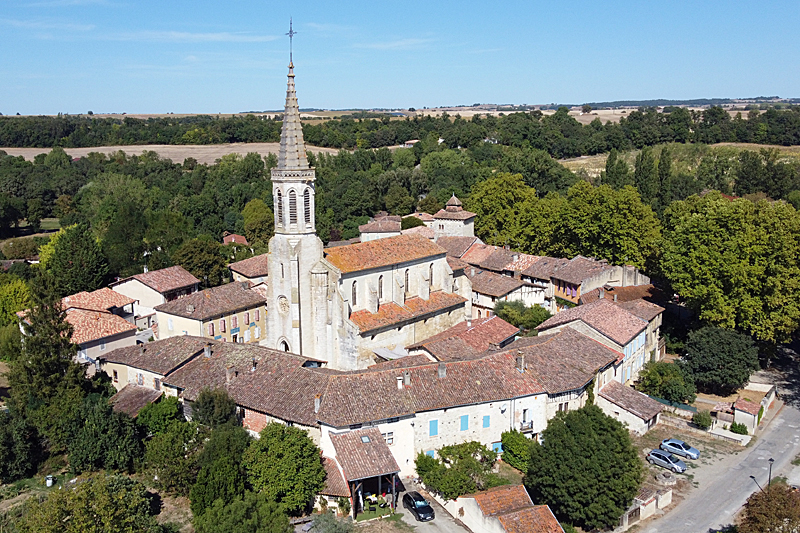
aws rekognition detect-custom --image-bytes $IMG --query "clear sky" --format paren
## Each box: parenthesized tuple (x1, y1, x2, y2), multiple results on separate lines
(1, 0, 798, 115)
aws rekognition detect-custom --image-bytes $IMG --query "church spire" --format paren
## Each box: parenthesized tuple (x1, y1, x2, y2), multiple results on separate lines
(277, 21, 309, 172)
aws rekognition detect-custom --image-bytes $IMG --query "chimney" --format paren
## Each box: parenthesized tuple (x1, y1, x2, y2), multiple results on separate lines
(314, 394, 321, 413)
(139, 344, 144, 356)
(516, 351, 525, 373)
(225, 366, 235, 384)
(397, 376, 404, 390)
(467, 318, 472, 328)
(186, 304, 195, 313)
(438, 363, 446, 379)
(613, 294, 618, 302)
(204, 344, 211, 358)
(470, 267, 476, 277)
(403, 371, 411, 387)
(598, 287, 604, 299)
(513, 253, 519, 262)
(251, 358, 257, 372)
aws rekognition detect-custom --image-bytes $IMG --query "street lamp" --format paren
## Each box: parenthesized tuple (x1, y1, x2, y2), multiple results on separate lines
(768, 458, 775, 492)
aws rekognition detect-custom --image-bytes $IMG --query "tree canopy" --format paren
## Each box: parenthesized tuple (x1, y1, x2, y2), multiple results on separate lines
(415, 441, 508, 500)
(738, 483, 800, 533)
(193, 491, 292, 533)
(635, 361, 696, 404)
(680, 326, 759, 395)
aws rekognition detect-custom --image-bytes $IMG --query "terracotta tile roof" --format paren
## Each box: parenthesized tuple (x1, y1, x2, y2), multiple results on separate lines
(359, 219, 401, 233)
(616, 299, 665, 322)
(435, 236, 478, 258)
(154, 281, 266, 320)
(324, 234, 446, 273)
(368, 355, 434, 370)
(63, 288, 135, 313)
(460, 242, 497, 265)
(330, 428, 401, 481)
(466, 268, 527, 298)
(401, 226, 434, 239)
(223, 233, 249, 245)
(407, 316, 519, 361)
(506, 253, 544, 273)
(446, 256, 470, 272)
(734, 398, 761, 416)
(349, 291, 466, 334)
(537, 299, 647, 346)
(551, 255, 615, 285)
(470, 484, 533, 516)
(408, 212, 435, 222)
(579, 284, 668, 305)
(110, 384, 163, 418)
(433, 200, 476, 220)
(101, 335, 209, 375)
(600, 381, 663, 421)
(321, 457, 350, 497)
(498, 506, 564, 533)
(477, 249, 519, 272)
(522, 256, 569, 281)
(66, 309, 137, 345)
(326, 237, 361, 248)
(228, 253, 269, 278)
(508, 328, 619, 394)
(126, 266, 199, 294)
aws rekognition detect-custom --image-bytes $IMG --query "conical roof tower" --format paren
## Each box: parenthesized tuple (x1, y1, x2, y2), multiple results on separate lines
(277, 62, 309, 171)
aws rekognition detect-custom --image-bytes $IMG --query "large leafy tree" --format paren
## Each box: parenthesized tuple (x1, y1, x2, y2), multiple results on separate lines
(172, 238, 227, 288)
(192, 387, 237, 428)
(242, 423, 325, 515)
(494, 300, 550, 332)
(241, 199, 274, 248)
(0, 410, 39, 483)
(47, 223, 109, 297)
(601, 149, 632, 188)
(193, 491, 292, 533)
(680, 326, 759, 395)
(660, 192, 800, 342)
(144, 421, 209, 495)
(0, 275, 31, 326)
(739, 484, 800, 533)
(635, 361, 696, 404)
(415, 441, 507, 500)
(634, 146, 658, 204)
(467, 172, 537, 247)
(67, 396, 142, 473)
(525, 405, 642, 531)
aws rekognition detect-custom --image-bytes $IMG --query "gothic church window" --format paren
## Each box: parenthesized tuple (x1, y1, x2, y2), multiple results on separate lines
(276, 190, 283, 226)
(304, 188, 311, 225)
(429, 264, 434, 289)
(289, 190, 297, 224)
(378, 275, 383, 301)
(352, 281, 357, 306)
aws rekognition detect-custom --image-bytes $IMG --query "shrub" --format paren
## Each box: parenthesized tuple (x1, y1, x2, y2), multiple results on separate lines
(137, 395, 181, 436)
(730, 422, 749, 435)
(500, 430, 533, 472)
(192, 388, 237, 428)
(692, 410, 712, 430)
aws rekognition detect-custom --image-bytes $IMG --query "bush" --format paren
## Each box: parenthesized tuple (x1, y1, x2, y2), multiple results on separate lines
(137, 395, 181, 436)
(500, 430, 532, 472)
(730, 422, 749, 435)
(415, 442, 508, 500)
(192, 388, 237, 428)
(692, 410, 712, 430)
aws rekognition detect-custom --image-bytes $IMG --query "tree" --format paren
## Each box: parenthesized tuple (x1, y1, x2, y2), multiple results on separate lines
(635, 361, 696, 404)
(172, 239, 227, 288)
(47, 223, 109, 297)
(68, 395, 142, 473)
(581, 105, 592, 114)
(0, 276, 31, 326)
(494, 300, 551, 332)
(193, 491, 292, 533)
(26, 198, 44, 232)
(656, 145, 673, 210)
(0, 410, 40, 483)
(192, 387, 237, 428)
(136, 395, 182, 436)
(525, 405, 642, 531)
(310, 512, 355, 533)
(681, 326, 759, 395)
(384, 184, 415, 215)
(242, 423, 326, 515)
(634, 146, 658, 203)
(500, 430, 533, 472)
(602, 149, 632, 188)
(401, 215, 426, 230)
(414, 441, 508, 500)
(661, 192, 800, 342)
(467, 172, 537, 247)
(198, 423, 252, 469)
(241, 199, 274, 247)
(144, 421, 209, 495)
(191, 456, 246, 515)
(739, 483, 800, 533)
(15, 474, 167, 533)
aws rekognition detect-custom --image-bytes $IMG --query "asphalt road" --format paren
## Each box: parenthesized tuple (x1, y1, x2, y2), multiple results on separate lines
(397, 482, 469, 533)
(642, 403, 800, 533)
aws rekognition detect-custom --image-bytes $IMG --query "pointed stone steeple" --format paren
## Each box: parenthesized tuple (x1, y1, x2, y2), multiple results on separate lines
(277, 63, 309, 171)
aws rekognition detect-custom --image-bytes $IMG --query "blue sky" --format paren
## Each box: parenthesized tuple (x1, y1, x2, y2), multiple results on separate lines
(1, 0, 798, 114)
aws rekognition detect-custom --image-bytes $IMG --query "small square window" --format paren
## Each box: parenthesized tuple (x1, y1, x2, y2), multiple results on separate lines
(112, 370, 118, 383)
(360, 435, 371, 443)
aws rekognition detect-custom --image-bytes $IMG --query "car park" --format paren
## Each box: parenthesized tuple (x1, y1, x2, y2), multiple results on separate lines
(402, 491, 435, 522)
(660, 438, 700, 460)
(647, 449, 687, 473)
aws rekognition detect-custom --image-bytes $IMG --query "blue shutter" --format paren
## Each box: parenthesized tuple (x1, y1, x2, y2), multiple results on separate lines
(492, 442, 503, 453)
(429, 419, 438, 436)
(426, 450, 434, 457)
(483, 415, 490, 428)
(460, 415, 469, 431)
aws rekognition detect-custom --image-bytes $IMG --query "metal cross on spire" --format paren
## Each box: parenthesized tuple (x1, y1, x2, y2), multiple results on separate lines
(286, 18, 297, 64)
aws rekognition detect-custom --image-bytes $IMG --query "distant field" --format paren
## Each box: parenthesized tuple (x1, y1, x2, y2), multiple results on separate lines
(0, 142, 341, 166)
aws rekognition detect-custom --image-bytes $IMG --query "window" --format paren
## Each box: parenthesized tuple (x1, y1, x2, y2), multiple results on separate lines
(429, 419, 438, 437)
(220, 319, 226, 333)
(304, 188, 311, 224)
(100, 340, 106, 351)
(404, 269, 409, 292)
(232, 315, 238, 329)
(460, 415, 469, 431)
(137, 373, 143, 386)
(382, 432, 394, 445)
(426, 450, 435, 458)
(492, 442, 503, 453)
(378, 275, 383, 301)
(558, 402, 569, 412)
(483, 415, 490, 428)
(245, 312, 250, 325)
(288, 190, 297, 224)
(154, 378, 161, 391)
(168, 318, 174, 331)
(281, 263, 285, 279)
(244, 330, 251, 342)
(208, 322, 214, 336)
(280, 340, 289, 352)
(351, 281, 357, 306)
(255, 308, 260, 322)
(429, 264, 434, 289)
(254, 327, 260, 339)
(522, 408, 529, 423)
(232, 334, 238, 343)
(112, 370, 118, 383)
(276, 190, 283, 226)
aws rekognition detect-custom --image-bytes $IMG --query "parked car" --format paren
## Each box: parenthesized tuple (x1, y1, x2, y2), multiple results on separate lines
(660, 438, 700, 460)
(647, 449, 687, 473)
(403, 491, 435, 522)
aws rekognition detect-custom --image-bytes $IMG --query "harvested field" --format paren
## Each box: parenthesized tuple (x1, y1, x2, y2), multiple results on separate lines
(0, 143, 341, 166)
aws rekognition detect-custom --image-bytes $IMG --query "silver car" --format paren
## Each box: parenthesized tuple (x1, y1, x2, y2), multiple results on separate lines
(660, 438, 700, 460)
(647, 449, 687, 473)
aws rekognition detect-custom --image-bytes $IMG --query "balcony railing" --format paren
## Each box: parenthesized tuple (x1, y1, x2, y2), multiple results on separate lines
(520, 421, 534, 432)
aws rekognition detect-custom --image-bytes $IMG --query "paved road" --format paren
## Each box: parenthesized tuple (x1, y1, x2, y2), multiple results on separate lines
(642, 404, 800, 533)
(397, 482, 469, 533)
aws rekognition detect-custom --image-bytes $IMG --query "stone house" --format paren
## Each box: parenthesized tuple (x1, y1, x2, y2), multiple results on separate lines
(406, 315, 519, 361)
(358, 218, 401, 242)
(154, 281, 267, 344)
(432, 195, 476, 239)
(229, 253, 269, 284)
(465, 267, 542, 319)
(111, 265, 200, 328)
(597, 380, 663, 435)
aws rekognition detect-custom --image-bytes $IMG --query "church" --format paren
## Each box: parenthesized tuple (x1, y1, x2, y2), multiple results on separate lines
(264, 61, 469, 370)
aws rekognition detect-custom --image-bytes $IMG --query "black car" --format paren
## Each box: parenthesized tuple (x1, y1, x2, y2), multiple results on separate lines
(403, 491, 435, 522)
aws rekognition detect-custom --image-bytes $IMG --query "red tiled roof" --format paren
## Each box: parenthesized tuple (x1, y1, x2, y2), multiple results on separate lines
(551, 255, 615, 285)
(599, 381, 663, 421)
(349, 291, 466, 334)
(523, 256, 569, 281)
(408, 212, 435, 222)
(101, 335, 209, 375)
(579, 284, 668, 305)
(322, 457, 351, 497)
(368, 355, 434, 370)
(498, 506, 564, 533)
(734, 398, 761, 416)
(110, 384, 162, 418)
(471, 485, 533, 516)
(461, 242, 498, 265)
(435, 236, 479, 258)
(63, 288, 135, 313)
(66, 309, 137, 345)
(466, 268, 527, 298)
(229, 253, 269, 278)
(407, 316, 519, 361)
(433, 197, 476, 221)
(359, 219, 401, 233)
(446, 256, 470, 272)
(330, 428, 400, 481)
(401, 226, 434, 239)
(154, 281, 266, 320)
(126, 266, 199, 294)
(537, 299, 647, 346)
(324, 234, 445, 273)
(223, 233, 249, 245)
(616, 299, 664, 322)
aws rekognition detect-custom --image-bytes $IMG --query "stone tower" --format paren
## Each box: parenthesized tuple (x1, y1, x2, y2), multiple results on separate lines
(266, 62, 326, 357)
